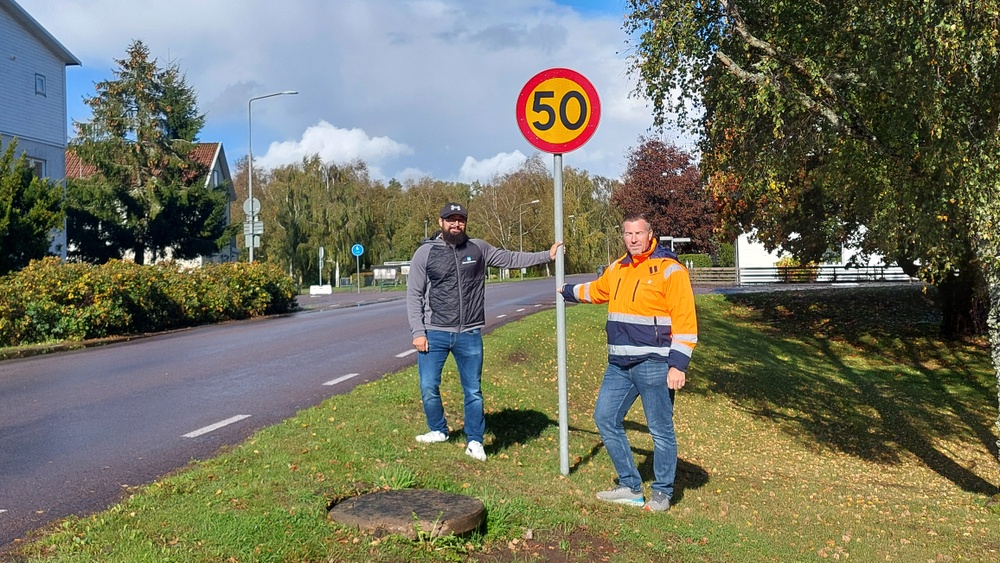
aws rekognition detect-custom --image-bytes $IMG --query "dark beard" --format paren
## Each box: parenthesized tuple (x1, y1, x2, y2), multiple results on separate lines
(441, 230, 467, 246)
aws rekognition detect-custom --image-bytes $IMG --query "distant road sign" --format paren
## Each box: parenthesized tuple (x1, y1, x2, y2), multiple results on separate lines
(516, 68, 600, 154)
(242, 198, 260, 216)
(243, 221, 264, 235)
(351, 243, 364, 257)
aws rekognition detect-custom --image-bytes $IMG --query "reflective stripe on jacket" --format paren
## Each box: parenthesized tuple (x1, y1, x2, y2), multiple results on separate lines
(561, 239, 698, 371)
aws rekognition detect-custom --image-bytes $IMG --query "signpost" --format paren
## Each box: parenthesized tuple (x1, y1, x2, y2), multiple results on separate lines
(351, 243, 364, 294)
(516, 67, 600, 154)
(318, 246, 325, 286)
(517, 68, 600, 476)
(308, 246, 333, 295)
(243, 198, 262, 255)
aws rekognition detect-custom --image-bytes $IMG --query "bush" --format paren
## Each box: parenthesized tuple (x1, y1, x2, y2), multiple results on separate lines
(678, 253, 713, 268)
(716, 242, 735, 267)
(0, 258, 297, 348)
(775, 256, 819, 282)
(350, 272, 374, 287)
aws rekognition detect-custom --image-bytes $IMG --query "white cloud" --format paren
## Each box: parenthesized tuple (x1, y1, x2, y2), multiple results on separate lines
(458, 151, 529, 184)
(21, 0, 691, 184)
(256, 121, 413, 171)
(395, 167, 434, 184)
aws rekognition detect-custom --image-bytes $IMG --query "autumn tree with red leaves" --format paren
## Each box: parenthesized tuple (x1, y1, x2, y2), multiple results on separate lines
(611, 138, 716, 255)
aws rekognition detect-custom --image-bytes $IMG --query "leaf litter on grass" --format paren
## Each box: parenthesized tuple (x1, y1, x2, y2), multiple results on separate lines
(12, 285, 1000, 562)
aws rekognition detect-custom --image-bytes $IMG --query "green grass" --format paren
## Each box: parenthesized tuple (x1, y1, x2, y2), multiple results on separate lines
(8, 285, 1000, 561)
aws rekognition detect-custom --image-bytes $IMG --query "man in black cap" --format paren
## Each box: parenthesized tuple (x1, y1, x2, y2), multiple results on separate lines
(407, 202, 562, 461)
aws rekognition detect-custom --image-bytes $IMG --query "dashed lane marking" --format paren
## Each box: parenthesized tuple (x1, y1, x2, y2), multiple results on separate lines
(396, 349, 418, 358)
(323, 373, 360, 386)
(496, 314, 507, 318)
(182, 415, 251, 438)
(516, 308, 526, 312)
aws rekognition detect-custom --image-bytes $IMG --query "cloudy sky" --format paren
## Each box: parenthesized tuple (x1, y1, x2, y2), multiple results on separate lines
(21, 0, 691, 183)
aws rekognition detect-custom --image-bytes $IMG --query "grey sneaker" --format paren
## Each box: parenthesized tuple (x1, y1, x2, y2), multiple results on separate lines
(595, 485, 644, 507)
(415, 430, 448, 443)
(644, 490, 670, 512)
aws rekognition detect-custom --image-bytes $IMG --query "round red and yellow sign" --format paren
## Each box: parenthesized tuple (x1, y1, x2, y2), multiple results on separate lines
(516, 68, 601, 154)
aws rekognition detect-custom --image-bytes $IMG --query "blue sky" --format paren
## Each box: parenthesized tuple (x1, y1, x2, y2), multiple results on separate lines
(20, 0, 690, 183)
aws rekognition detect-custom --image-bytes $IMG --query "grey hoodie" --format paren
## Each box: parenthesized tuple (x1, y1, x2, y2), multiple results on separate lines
(407, 233, 552, 338)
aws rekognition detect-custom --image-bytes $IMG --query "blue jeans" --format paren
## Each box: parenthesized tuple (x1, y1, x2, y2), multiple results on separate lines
(593, 361, 677, 498)
(417, 329, 485, 443)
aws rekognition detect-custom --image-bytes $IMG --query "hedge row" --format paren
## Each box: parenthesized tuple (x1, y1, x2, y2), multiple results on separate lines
(0, 257, 298, 348)
(678, 253, 714, 268)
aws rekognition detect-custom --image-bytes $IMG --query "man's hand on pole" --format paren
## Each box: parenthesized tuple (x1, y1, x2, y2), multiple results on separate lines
(549, 241, 564, 260)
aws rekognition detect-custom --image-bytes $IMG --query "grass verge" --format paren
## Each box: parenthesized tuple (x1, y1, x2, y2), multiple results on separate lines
(8, 285, 1000, 561)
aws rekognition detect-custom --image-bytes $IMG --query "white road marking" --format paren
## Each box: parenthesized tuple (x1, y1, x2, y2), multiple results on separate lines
(396, 349, 418, 358)
(0, 509, 7, 514)
(516, 308, 526, 312)
(534, 303, 544, 307)
(182, 415, 251, 438)
(323, 373, 360, 386)
(496, 314, 507, 318)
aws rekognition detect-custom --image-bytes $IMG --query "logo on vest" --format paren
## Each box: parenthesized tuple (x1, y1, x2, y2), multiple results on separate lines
(461, 255, 476, 266)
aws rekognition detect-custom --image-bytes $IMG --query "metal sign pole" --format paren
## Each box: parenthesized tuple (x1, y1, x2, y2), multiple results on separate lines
(319, 246, 324, 286)
(554, 153, 569, 476)
(516, 67, 600, 478)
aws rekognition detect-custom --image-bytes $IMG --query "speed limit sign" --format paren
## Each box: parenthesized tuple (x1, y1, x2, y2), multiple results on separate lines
(516, 68, 600, 154)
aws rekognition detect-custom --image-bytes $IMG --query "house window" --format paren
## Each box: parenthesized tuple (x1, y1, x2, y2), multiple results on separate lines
(26, 158, 45, 178)
(35, 74, 46, 97)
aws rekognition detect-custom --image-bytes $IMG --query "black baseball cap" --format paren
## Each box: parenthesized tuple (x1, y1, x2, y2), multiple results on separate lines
(439, 202, 468, 219)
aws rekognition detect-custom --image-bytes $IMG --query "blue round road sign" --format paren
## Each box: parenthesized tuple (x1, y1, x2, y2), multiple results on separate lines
(351, 243, 364, 257)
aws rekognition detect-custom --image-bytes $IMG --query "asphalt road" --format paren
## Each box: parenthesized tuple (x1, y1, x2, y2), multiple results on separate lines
(0, 275, 595, 548)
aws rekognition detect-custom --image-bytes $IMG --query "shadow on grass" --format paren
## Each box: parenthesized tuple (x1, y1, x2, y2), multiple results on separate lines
(567, 421, 709, 505)
(635, 452, 710, 505)
(620, 418, 711, 504)
(484, 408, 709, 504)
(485, 408, 555, 451)
(703, 285, 997, 494)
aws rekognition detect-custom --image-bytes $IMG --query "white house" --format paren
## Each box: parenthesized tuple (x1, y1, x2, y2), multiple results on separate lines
(0, 0, 80, 257)
(66, 142, 238, 267)
(735, 231, 912, 284)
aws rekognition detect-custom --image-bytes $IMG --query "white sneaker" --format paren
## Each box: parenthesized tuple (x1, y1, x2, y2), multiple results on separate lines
(415, 430, 448, 443)
(465, 440, 486, 461)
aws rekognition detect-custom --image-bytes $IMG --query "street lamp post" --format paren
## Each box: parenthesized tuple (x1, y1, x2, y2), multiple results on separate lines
(247, 90, 297, 263)
(518, 199, 540, 278)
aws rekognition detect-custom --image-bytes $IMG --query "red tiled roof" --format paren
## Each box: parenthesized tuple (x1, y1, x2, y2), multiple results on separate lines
(64, 150, 97, 179)
(190, 143, 219, 167)
(65, 142, 221, 181)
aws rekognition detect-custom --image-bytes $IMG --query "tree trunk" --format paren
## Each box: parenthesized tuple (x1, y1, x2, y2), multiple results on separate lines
(986, 263, 1000, 474)
(936, 263, 988, 339)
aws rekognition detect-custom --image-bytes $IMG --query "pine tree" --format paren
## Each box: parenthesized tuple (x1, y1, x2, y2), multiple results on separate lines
(68, 40, 229, 264)
(0, 138, 64, 274)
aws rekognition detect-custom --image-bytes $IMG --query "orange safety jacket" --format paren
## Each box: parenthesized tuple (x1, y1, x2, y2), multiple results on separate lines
(560, 239, 698, 371)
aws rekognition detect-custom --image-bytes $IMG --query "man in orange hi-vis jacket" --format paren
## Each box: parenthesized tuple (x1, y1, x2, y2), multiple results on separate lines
(559, 211, 698, 513)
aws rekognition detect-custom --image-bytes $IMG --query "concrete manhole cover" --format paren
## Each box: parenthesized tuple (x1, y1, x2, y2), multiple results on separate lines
(328, 488, 485, 539)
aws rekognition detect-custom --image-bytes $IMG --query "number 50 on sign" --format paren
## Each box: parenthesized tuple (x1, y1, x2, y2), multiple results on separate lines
(516, 68, 600, 154)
